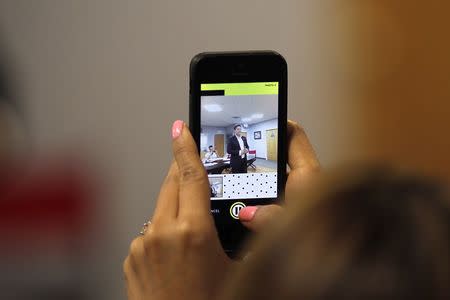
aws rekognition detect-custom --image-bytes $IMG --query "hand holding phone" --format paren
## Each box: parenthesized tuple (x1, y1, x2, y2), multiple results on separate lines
(124, 121, 231, 300)
(124, 119, 321, 300)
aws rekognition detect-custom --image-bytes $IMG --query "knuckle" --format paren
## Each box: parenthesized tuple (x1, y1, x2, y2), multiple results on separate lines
(173, 146, 206, 180)
(174, 144, 196, 159)
(177, 221, 194, 237)
(128, 238, 144, 259)
(123, 257, 132, 276)
(143, 228, 168, 252)
(177, 221, 211, 248)
(143, 228, 158, 245)
(180, 164, 207, 183)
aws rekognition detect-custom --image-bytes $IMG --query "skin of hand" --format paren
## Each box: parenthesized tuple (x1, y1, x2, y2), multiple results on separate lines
(123, 120, 233, 300)
(123, 120, 318, 299)
(238, 120, 320, 231)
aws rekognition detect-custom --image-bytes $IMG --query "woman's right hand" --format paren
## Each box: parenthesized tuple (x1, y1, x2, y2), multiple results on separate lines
(238, 120, 320, 231)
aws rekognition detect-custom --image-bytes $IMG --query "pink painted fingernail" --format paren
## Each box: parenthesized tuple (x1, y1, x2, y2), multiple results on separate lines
(239, 206, 258, 222)
(172, 120, 184, 139)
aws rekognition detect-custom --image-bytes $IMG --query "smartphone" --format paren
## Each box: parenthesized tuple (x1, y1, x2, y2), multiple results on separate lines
(189, 51, 287, 258)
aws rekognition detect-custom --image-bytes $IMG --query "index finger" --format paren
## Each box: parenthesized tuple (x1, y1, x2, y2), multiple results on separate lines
(287, 120, 320, 173)
(171, 120, 211, 218)
(152, 160, 180, 222)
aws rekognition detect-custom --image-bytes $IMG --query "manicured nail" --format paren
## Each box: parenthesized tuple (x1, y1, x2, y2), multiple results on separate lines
(172, 120, 184, 139)
(239, 206, 258, 222)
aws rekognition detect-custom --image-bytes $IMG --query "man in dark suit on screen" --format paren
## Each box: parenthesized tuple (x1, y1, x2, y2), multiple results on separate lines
(227, 124, 250, 173)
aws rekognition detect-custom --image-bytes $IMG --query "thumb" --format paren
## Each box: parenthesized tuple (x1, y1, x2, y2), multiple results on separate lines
(238, 204, 282, 232)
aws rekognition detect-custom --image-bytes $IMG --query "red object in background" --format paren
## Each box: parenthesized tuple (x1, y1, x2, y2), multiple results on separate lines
(0, 157, 96, 252)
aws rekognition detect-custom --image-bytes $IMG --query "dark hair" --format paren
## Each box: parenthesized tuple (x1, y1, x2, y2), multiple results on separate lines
(209, 145, 213, 149)
(233, 124, 241, 130)
(222, 166, 450, 300)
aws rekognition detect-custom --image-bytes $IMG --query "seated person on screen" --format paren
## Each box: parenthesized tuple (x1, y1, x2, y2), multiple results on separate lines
(204, 145, 218, 162)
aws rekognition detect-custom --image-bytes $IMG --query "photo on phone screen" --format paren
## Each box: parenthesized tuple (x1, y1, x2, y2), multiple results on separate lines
(200, 82, 279, 203)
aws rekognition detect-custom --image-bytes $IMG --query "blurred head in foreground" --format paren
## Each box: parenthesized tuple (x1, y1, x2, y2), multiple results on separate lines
(322, 1, 450, 180)
(222, 166, 450, 300)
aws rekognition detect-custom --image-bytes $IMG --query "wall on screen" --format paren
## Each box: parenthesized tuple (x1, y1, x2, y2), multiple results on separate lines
(247, 118, 278, 160)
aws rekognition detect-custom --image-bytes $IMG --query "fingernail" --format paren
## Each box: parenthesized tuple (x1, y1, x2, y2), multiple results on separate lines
(172, 120, 184, 139)
(239, 206, 258, 222)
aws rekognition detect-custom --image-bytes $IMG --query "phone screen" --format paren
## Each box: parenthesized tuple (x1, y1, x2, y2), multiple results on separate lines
(200, 82, 279, 222)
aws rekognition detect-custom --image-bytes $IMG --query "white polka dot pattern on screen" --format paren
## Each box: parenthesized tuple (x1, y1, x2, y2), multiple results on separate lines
(215, 172, 278, 200)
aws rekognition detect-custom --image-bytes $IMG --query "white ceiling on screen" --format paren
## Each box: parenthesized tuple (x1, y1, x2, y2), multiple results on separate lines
(201, 94, 278, 127)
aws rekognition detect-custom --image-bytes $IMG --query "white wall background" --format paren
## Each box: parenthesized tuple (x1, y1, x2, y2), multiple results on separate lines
(0, 1, 363, 299)
(247, 118, 278, 159)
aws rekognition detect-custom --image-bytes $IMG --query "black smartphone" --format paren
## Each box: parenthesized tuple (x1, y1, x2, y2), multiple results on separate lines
(189, 51, 287, 258)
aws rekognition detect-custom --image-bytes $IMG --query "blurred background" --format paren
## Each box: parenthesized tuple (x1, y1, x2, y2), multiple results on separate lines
(0, 1, 448, 299)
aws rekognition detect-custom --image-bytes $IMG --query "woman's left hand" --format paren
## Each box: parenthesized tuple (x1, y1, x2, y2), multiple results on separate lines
(123, 120, 232, 300)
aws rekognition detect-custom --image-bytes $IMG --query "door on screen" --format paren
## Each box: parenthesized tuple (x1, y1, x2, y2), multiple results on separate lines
(214, 134, 225, 157)
(266, 129, 277, 161)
